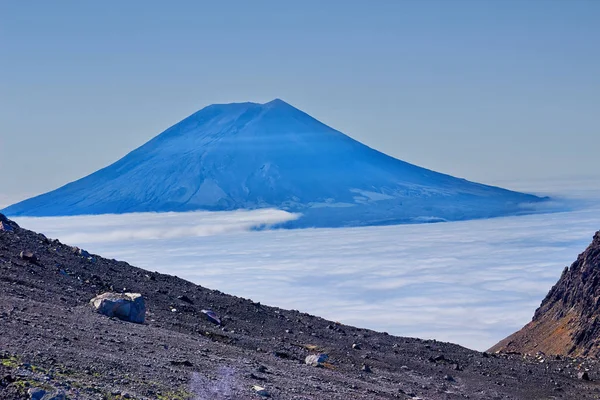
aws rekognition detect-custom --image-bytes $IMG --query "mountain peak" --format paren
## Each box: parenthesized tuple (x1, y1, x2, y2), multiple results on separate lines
(264, 98, 288, 106)
(192, 99, 298, 119)
(262, 98, 298, 112)
(205, 98, 292, 109)
(1, 100, 551, 227)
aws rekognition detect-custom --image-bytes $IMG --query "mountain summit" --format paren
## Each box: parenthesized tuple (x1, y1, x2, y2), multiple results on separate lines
(3, 99, 549, 227)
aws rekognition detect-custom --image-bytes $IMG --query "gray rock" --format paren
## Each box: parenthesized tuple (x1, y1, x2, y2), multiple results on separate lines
(256, 365, 267, 373)
(578, 371, 590, 380)
(78, 248, 90, 257)
(42, 391, 66, 400)
(253, 385, 270, 397)
(201, 309, 221, 325)
(71, 246, 90, 257)
(20, 250, 37, 262)
(28, 388, 46, 400)
(0, 213, 18, 228)
(0, 221, 13, 232)
(178, 295, 193, 304)
(170, 359, 193, 367)
(90, 292, 146, 323)
(305, 354, 328, 366)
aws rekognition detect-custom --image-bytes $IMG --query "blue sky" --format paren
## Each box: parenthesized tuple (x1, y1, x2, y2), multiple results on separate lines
(1, 1, 599, 204)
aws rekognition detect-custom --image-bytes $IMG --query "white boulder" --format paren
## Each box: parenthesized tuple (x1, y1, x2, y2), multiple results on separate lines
(90, 292, 146, 324)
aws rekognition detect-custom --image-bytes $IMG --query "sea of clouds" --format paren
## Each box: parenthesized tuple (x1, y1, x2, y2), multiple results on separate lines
(12, 178, 600, 351)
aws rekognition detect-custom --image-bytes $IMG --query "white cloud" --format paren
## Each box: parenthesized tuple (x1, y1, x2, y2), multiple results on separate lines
(17, 209, 299, 243)
(12, 180, 600, 352)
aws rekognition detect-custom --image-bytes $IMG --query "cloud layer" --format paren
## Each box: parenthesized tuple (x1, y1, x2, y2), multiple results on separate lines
(18, 209, 299, 243)
(13, 180, 600, 351)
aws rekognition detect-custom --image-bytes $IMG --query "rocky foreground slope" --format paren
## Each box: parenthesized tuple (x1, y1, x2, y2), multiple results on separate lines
(2, 213, 600, 399)
(491, 231, 600, 358)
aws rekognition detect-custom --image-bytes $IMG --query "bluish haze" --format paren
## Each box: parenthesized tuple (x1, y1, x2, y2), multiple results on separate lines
(1, 1, 599, 205)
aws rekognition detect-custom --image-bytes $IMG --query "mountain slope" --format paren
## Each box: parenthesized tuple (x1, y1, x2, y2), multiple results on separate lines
(490, 231, 600, 357)
(2, 99, 549, 227)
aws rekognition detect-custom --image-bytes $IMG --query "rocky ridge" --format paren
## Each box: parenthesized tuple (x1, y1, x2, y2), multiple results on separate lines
(491, 231, 600, 357)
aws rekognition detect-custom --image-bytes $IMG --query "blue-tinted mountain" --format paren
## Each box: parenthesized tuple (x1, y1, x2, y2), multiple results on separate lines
(2, 99, 550, 228)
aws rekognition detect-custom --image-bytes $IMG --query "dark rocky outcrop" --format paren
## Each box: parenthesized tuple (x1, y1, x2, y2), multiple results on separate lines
(490, 231, 600, 357)
(0, 213, 19, 231)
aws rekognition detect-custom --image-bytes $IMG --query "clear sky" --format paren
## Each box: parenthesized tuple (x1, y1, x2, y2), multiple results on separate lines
(1, 0, 598, 206)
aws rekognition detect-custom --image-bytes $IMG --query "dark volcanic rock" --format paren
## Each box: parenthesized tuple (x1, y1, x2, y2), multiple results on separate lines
(0, 213, 19, 230)
(19, 250, 37, 262)
(578, 371, 590, 380)
(491, 231, 600, 357)
(2, 222, 600, 399)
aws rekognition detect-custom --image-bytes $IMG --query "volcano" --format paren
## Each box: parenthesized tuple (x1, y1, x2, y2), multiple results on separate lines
(2, 99, 549, 227)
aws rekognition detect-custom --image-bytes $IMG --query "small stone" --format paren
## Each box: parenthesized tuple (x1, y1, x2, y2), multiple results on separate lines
(361, 364, 372, 373)
(273, 351, 290, 359)
(78, 248, 90, 257)
(256, 365, 268, 373)
(352, 343, 361, 350)
(27, 388, 46, 400)
(305, 354, 328, 367)
(170, 360, 193, 367)
(578, 371, 590, 380)
(429, 355, 445, 363)
(201, 309, 221, 325)
(41, 391, 65, 400)
(177, 295, 194, 304)
(20, 250, 37, 262)
(253, 385, 270, 397)
(249, 373, 266, 381)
